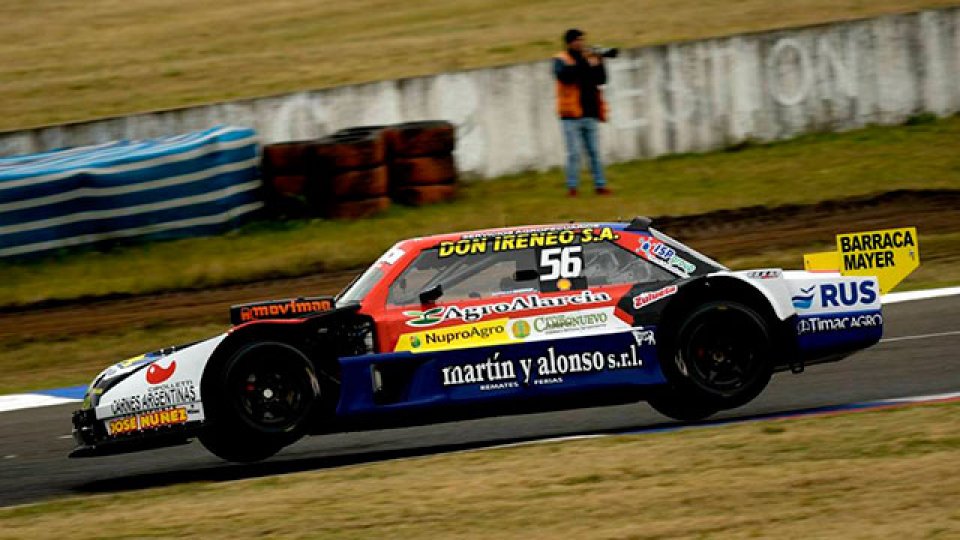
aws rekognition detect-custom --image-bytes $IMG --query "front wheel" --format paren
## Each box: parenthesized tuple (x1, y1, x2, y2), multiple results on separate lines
(650, 301, 774, 421)
(200, 341, 319, 463)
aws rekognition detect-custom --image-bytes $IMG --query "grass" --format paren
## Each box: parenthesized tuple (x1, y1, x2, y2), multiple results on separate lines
(2, 401, 958, 538)
(0, 324, 224, 395)
(1, 0, 959, 131)
(2, 115, 960, 307)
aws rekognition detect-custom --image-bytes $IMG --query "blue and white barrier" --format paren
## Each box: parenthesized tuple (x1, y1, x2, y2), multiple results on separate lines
(0, 126, 262, 258)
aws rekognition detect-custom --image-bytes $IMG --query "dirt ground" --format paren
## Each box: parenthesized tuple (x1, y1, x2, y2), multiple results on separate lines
(2, 189, 956, 342)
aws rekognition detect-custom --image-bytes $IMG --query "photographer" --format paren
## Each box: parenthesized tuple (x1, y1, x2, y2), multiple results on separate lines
(553, 28, 611, 197)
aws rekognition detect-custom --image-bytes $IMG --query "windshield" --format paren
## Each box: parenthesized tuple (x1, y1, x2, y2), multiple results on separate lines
(336, 265, 384, 305)
(336, 243, 406, 305)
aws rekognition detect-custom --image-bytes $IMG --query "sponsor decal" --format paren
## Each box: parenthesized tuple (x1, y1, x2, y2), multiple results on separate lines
(404, 290, 612, 327)
(107, 406, 191, 436)
(746, 269, 782, 279)
(377, 246, 406, 265)
(511, 320, 532, 339)
(109, 380, 198, 416)
(791, 286, 816, 309)
(556, 278, 572, 291)
(632, 329, 656, 346)
(438, 227, 620, 258)
(797, 313, 883, 335)
(145, 360, 176, 385)
(404, 307, 445, 327)
(632, 285, 678, 310)
(637, 238, 696, 274)
(533, 311, 609, 334)
(792, 281, 879, 312)
(837, 227, 919, 294)
(396, 319, 513, 353)
(237, 298, 333, 323)
(440, 339, 646, 389)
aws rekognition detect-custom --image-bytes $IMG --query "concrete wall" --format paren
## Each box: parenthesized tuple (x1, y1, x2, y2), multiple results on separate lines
(2, 7, 958, 179)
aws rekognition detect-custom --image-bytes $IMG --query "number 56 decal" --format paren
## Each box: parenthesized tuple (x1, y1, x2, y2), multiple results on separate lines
(540, 246, 583, 280)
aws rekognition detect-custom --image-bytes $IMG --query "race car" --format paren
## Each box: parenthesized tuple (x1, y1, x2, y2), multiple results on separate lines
(71, 218, 883, 462)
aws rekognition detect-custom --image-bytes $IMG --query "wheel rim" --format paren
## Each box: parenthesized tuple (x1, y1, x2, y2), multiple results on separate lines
(678, 309, 767, 395)
(228, 344, 316, 432)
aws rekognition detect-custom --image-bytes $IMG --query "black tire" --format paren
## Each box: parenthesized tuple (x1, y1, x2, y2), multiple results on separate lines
(262, 141, 314, 175)
(391, 156, 457, 186)
(392, 121, 455, 157)
(326, 196, 391, 219)
(314, 132, 386, 170)
(393, 184, 456, 206)
(200, 341, 319, 463)
(650, 301, 773, 420)
(330, 165, 389, 199)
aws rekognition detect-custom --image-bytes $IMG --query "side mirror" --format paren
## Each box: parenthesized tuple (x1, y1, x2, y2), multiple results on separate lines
(419, 283, 443, 304)
(514, 269, 539, 282)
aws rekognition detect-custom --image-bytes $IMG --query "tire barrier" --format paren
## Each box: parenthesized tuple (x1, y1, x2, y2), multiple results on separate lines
(325, 196, 391, 220)
(390, 156, 457, 186)
(394, 184, 457, 206)
(0, 126, 261, 259)
(260, 120, 457, 219)
(391, 121, 455, 158)
(389, 121, 458, 207)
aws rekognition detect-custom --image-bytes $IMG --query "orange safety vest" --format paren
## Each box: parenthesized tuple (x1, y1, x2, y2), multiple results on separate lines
(554, 51, 608, 122)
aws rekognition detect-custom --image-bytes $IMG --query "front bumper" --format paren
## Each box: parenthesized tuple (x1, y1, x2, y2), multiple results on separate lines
(70, 408, 201, 458)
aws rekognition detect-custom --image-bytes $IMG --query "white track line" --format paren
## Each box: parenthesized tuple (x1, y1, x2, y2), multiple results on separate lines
(882, 286, 960, 304)
(881, 330, 960, 343)
(0, 394, 80, 413)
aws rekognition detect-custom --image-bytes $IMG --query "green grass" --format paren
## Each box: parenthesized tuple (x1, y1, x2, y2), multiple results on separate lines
(2, 401, 958, 538)
(0, 324, 225, 395)
(2, 115, 959, 307)
(1, 0, 958, 131)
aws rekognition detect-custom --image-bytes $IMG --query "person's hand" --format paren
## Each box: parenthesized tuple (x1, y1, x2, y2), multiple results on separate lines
(586, 53, 601, 66)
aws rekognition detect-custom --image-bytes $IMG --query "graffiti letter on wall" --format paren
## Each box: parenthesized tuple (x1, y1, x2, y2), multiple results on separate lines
(769, 38, 813, 107)
(609, 57, 649, 130)
(817, 36, 857, 100)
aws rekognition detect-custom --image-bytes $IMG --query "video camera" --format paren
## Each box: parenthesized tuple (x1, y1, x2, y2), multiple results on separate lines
(587, 45, 619, 58)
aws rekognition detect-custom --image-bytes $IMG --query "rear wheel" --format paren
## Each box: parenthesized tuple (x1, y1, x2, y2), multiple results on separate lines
(200, 341, 319, 462)
(649, 301, 773, 421)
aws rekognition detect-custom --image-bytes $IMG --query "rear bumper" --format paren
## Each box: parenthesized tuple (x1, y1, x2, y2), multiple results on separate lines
(70, 408, 201, 458)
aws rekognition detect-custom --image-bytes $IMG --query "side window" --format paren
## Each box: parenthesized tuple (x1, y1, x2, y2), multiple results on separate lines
(387, 248, 538, 305)
(582, 241, 675, 286)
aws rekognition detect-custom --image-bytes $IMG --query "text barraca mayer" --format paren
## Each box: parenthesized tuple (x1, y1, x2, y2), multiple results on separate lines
(438, 228, 619, 257)
(840, 229, 915, 270)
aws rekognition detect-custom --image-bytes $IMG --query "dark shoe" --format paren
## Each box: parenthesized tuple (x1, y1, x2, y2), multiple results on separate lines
(596, 186, 612, 195)
(568, 188, 578, 197)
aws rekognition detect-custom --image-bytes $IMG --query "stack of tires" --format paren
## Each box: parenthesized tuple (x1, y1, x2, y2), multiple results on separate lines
(259, 120, 457, 219)
(389, 121, 458, 206)
(260, 140, 318, 217)
(310, 127, 393, 219)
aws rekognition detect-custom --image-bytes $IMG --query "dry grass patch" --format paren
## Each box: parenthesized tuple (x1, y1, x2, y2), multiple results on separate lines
(1, 402, 958, 538)
(1, 0, 959, 130)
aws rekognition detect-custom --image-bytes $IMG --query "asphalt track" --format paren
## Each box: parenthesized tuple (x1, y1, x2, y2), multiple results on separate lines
(1, 296, 958, 508)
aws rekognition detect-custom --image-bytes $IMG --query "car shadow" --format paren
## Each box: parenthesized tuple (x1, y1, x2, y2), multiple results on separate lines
(70, 403, 853, 496)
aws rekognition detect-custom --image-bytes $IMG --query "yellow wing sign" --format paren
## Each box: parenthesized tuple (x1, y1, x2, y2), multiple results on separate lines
(836, 227, 919, 294)
(804, 227, 920, 294)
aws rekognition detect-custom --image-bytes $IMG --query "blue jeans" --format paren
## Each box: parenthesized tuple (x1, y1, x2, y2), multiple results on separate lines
(561, 117, 606, 189)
